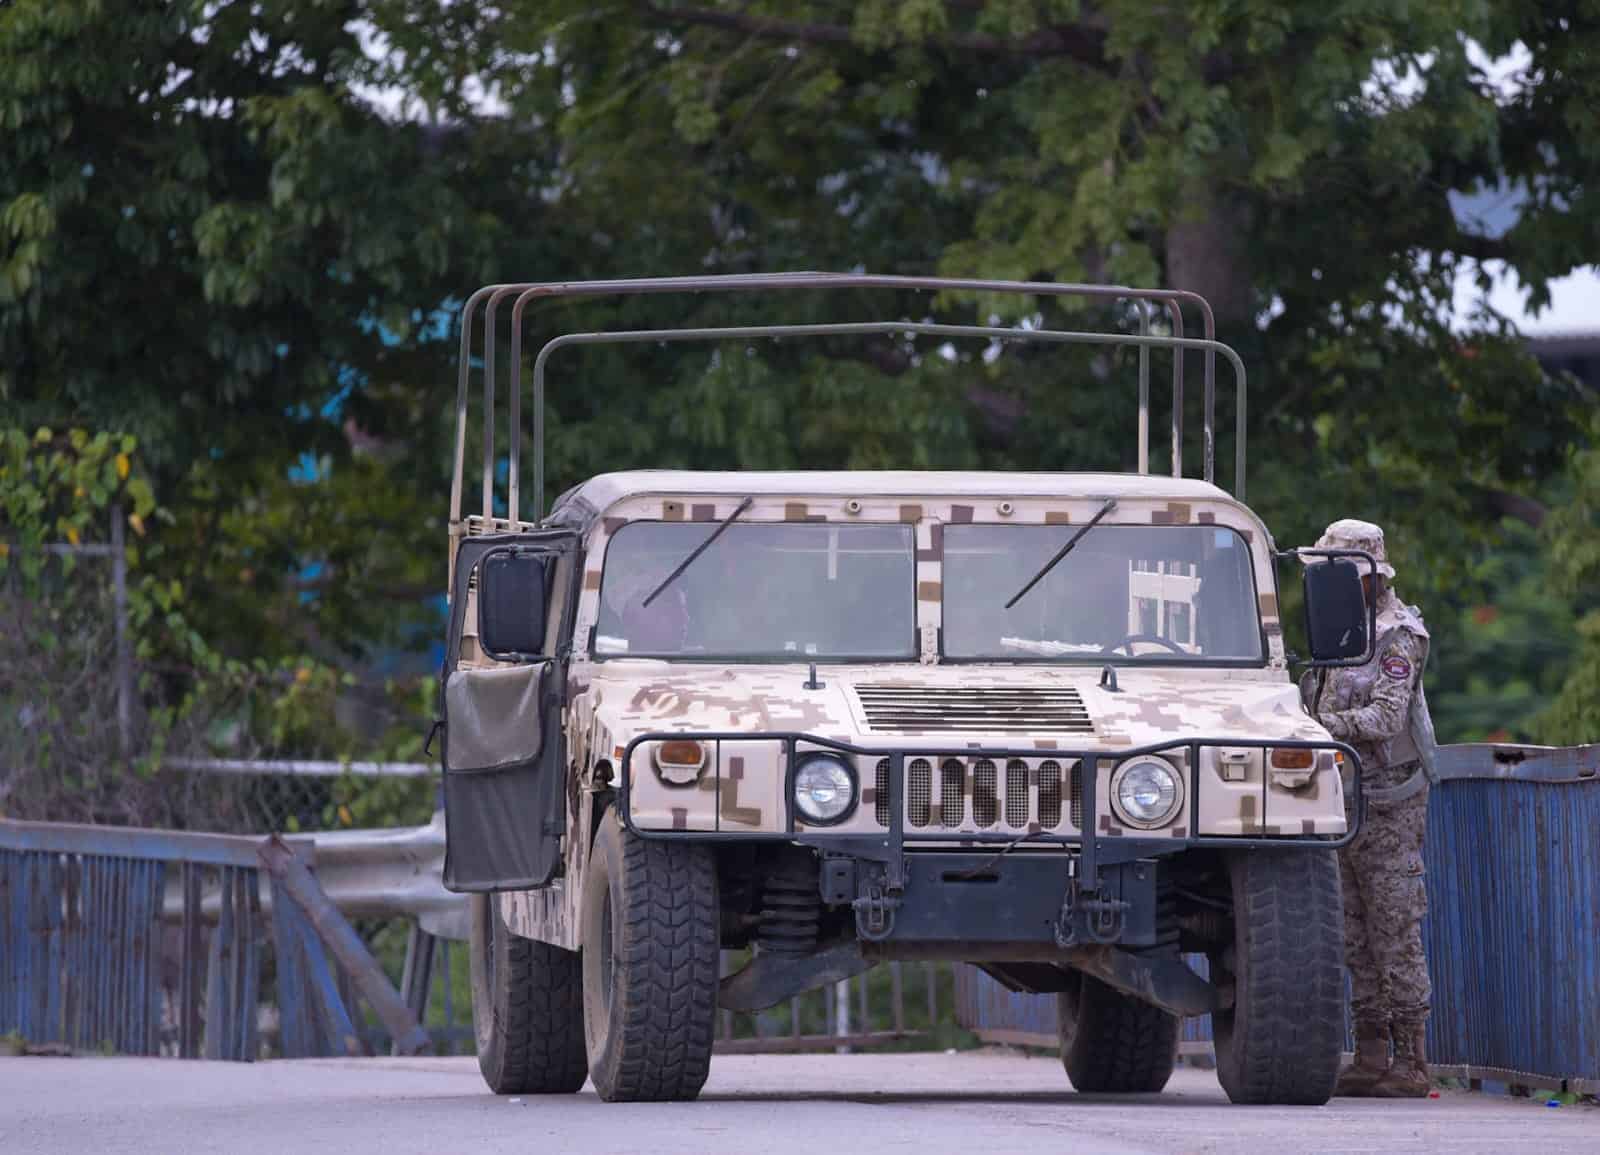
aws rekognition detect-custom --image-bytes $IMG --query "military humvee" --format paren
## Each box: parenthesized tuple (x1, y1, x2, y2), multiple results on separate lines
(438, 274, 1377, 1106)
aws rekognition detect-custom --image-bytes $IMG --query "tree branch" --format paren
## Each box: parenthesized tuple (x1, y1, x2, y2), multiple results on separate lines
(639, 3, 1111, 69)
(1479, 487, 1548, 529)
(1447, 226, 1510, 264)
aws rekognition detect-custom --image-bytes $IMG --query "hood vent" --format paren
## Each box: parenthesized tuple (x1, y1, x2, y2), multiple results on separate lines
(852, 684, 1094, 734)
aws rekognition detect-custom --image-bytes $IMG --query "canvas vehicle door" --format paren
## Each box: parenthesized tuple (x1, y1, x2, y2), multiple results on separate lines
(440, 531, 580, 892)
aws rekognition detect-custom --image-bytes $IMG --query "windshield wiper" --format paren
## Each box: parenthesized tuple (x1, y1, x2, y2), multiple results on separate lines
(642, 496, 754, 608)
(1003, 497, 1117, 609)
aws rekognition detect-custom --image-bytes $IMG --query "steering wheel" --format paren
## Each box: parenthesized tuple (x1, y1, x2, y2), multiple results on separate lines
(1102, 633, 1187, 656)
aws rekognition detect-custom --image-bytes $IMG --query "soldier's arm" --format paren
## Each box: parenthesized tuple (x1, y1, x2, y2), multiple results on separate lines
(1318, 631, 1425, 743)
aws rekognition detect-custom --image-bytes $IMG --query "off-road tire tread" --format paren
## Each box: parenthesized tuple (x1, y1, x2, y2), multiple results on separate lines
(1214, 850, 1344, 1105)
(1057, 973, 1179, 1093)
(587, 811, 719, 1102)
(473, 896, 589, 1095)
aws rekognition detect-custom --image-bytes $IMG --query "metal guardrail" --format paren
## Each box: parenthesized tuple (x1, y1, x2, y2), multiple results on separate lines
(0, 819, 431, 1060)
(1, 820, 290, 1058)
(953, 745, 1600, 1093)
(306, 813, 469, 940)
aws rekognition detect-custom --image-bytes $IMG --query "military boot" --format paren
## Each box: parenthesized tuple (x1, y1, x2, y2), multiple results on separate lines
(1334, 1020, 1391, 1097)
(1371, 1020, 1430, 1098)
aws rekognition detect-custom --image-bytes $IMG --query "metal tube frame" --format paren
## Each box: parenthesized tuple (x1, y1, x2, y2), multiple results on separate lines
(617, 731, 1363, 896)
(451, 273, 1228, 530)
(524, 323, 1245, 519)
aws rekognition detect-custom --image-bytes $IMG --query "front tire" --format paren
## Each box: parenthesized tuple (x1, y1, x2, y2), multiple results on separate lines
(581, 807, 719, 1102)
(1210, 850, 1344, 1105)
(1057, 969, 1179, 1093)
(469, 893, 589, 1095)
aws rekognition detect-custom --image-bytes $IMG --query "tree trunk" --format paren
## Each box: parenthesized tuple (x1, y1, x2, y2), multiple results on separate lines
(1163, 178, 1256, 328)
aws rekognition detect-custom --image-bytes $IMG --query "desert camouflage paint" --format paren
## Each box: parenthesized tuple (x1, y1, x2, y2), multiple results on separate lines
(486, 472, 1353, 948)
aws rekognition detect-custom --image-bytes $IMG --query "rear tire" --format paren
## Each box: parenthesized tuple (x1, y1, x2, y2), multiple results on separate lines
(1057, 969, 1179, 1093)
(1210, 850, 1344, 1105)
(469, 893, 589, 1095)
(581, 807, 719, 1102)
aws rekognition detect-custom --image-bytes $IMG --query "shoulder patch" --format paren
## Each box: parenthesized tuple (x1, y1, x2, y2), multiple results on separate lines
(1380, 653, 1412, 682)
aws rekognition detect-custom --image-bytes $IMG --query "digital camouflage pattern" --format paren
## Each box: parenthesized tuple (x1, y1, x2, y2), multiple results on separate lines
(1310, 558, 1433, 1029)
(1309, 517, 1397, 578)
(483, 472, 1354, 948)
(1316, 622, 1429, 783)
(1339, 788, 1430, 1025)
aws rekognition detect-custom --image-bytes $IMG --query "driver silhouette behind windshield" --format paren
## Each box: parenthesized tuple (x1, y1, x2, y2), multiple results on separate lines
(599, 563, 690, 653)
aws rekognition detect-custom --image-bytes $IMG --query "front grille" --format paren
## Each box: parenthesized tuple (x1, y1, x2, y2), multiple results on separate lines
(907, 758, 933, 827)
(881, 754, 1083, 834)
(1005, 758, 1029, 826)
(853, 685, 1094, 733)
(972, 759, 998, 827)
(1038, 760, 1063, 826)
(940, 759, 964, 824)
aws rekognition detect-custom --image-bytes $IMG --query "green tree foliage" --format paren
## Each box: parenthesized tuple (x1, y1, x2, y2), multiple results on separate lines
(1541, 433, 1600, 743)
(0, 0, 561, 663)
(0, 423, 438, 825)
(4, 0, 1599, 778)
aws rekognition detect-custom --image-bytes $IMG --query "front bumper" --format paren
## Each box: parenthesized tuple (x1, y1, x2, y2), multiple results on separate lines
(619, 732, 1362, 948)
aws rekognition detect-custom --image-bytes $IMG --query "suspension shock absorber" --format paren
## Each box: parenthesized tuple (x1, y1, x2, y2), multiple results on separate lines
(755, 868, 821, 956)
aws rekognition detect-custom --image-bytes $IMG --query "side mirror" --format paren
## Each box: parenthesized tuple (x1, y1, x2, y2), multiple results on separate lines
(1300, 552, 1373, 664)
(478, 549, 550, 660)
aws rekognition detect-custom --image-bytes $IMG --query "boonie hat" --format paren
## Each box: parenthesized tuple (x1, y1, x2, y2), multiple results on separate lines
(1303, 518, 1396, 579)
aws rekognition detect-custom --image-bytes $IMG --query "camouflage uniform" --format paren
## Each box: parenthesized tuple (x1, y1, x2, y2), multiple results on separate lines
(1303, 520, 1432, 1098)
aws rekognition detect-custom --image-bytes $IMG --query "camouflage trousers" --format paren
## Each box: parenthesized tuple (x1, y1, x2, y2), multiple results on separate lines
(1339, 767, 1431, 1025)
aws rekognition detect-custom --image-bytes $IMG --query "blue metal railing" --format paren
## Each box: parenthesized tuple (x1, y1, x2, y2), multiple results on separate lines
(0, 822, 275, 1058)
(1, 848, 166, 1054)
(0, 819, 433, 1060)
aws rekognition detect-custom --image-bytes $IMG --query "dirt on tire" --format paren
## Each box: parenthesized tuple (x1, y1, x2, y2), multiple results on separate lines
(1211, 850, 1344, 1105)
(1057, 969, 1180, 1093)
(581, 807, 719, 1102)
(469, 892, 588, 1095)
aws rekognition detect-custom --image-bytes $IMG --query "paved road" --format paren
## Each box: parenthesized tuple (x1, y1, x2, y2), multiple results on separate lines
(3, 1050, 1594, 1155)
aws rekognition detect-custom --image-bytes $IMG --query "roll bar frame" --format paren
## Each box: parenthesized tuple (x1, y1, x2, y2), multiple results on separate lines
(450, 273, 1242, 527)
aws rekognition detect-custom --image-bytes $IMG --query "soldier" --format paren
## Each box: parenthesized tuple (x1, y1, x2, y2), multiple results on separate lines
(1302, 519, 1434, 1099)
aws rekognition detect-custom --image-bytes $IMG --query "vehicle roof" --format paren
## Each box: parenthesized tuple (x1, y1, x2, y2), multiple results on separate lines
(548, 470, 1241, 528)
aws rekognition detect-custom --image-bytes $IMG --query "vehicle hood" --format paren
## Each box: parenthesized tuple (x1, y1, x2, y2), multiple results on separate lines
(581, 662, 1327, 751)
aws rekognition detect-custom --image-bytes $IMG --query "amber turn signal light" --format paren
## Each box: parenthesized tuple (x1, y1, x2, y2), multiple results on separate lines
(1269, 747, 1315, 770)
(655, 739, 706, 768)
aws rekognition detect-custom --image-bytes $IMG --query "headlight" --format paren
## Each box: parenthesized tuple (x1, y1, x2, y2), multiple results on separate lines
(1111, 756, 1183, 829)
(793, 754, 857, 825)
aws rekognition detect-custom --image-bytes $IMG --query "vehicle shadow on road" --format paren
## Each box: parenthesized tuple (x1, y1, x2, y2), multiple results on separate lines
(694, 1090, 1231, 1108)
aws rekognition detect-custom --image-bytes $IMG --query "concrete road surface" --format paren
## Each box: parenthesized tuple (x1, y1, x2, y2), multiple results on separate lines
(2, 1050, 1594, 1155)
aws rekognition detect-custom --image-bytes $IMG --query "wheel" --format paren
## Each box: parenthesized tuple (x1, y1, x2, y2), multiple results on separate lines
(1209, 850, 1344, 1105)
(1057, 969, 1179, 1093)
(581, 806, 719, 1102)
(469, 893, 588, 1094)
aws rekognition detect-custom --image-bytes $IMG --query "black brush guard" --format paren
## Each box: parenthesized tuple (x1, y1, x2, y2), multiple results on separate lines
(618, 732, 1362, 951)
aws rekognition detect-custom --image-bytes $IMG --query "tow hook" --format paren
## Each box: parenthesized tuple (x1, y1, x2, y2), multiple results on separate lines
(852, 884, 900, 941)
(1055, 881, 1130, 947)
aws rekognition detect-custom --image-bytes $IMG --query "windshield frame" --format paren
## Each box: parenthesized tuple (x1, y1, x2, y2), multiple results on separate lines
(588, 518, 920, 664)
(938, 521, 1269, 668)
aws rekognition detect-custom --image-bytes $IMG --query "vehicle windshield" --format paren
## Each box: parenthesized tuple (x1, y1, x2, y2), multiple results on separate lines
(595, 521, 917, 660)
(943, 524, 1263, 662)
